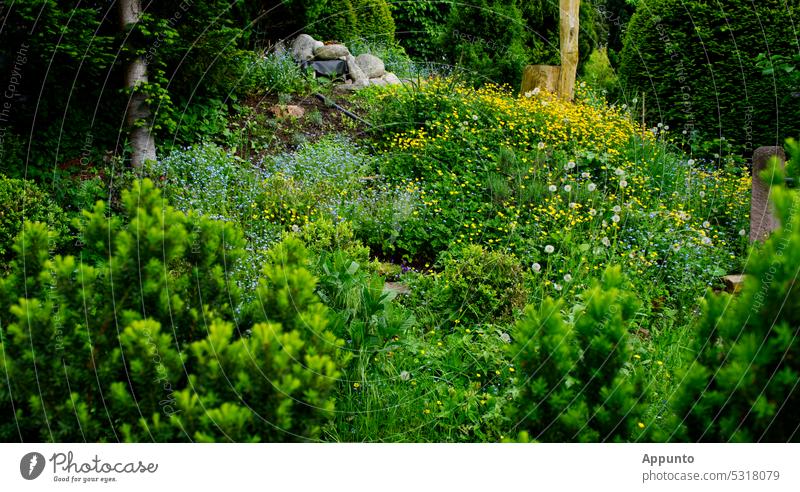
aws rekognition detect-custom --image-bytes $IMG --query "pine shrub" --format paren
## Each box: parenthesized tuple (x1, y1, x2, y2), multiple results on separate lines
(509, 267, 658, 442)
(670, 166, 800, 442)
(0, 179, 347, 442)
(352, 0, 396, 44)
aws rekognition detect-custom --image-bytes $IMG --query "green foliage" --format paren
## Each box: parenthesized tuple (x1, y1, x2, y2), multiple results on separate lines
(434, 0, 598, 86)
(331, 305, 516, 442)
(352, 0, 396, 44)
(389, 0, 451, 60)
(581, 47, 620, 101)
(0, 175, 68, 263)
(594, 0, 638, 66)
(509, 267, 659, 442)
(422, 244, 529, 325)
(242, 51, 315, 96)
(303, 0, 359, 41)
(0, 179, 346, 442)
(0, 0, 272, 173)
(441, 0, 536, 86)
(670, 159, 800, 442)
(296, 218, 371, 266)
(619, 0, 800, 154)
(315, 250, 414, 349)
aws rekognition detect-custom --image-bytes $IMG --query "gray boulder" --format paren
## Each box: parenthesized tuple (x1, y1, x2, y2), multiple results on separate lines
(291, 34, 317, 62)
(383, 72, 401, 85)
(355, 54, 385, 78)
(345, 55, 368, 84)
(314, 44, 350, 60)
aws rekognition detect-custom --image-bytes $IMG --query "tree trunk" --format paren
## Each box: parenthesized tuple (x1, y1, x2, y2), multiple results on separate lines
(558, 0, 580, 100)
(120, 0, 156, 167)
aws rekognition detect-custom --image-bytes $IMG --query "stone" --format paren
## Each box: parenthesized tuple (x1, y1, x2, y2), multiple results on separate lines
(291, 34, 317, 62)
(314, 44, 350, 60)
(369, 77, 388, 87)
(345, 54, 368, 84)
(750, 146, 786, 242)
(355, 53, 385, 78)
(270, 105, 305, 119)
(384, 282, 411, 296)
(333, 79, 369, 93)
(382, 72, 401, 85)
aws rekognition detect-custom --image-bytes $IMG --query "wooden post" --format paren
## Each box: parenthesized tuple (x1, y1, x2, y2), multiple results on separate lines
(558, 0, 580, 100)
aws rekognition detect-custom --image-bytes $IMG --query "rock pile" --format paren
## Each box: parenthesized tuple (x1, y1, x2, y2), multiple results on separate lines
(290, 34, 402, 90)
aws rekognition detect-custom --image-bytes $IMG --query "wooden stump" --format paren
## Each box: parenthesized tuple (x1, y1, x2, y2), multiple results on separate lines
(722, 274, 746, 294)
(521, 65, 560, 95)
(750, 146, 787, 242)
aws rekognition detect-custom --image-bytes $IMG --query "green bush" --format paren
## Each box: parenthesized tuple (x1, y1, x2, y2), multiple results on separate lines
(302, 0, 358, 41)
(0, 179, 347, 442)
(619, 0, 800, 154)
(389, 0, 451, 60)
(508, 267, 659, 442)
(670, 163, 800, 442)
(0, 175, 68, 263)
(441, 0, 534, 85)
(352, 0, 396, 44)
(406, 244, 528, 326)
(581, 47, 620, 101)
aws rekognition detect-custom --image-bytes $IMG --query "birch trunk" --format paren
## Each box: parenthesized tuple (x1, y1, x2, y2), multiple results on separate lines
(120, 0, 156, 167)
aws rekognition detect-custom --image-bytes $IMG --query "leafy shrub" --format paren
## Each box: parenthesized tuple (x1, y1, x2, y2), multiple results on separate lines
(0, 175, 68, 263)
(0, 179, 347, 441)
(352, 0, 396, 44)
(296, 217, 371, 266)
(426, 244, 529, 325)
(619, 0, 800, 153)
(670, 160, 800, 442)
(508, 267, 658, 442)
(315, 250, 414, 350)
